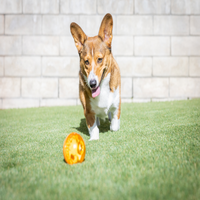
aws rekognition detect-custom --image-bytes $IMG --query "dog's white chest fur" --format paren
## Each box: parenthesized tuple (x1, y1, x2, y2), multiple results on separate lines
(90, 73, 119, 119)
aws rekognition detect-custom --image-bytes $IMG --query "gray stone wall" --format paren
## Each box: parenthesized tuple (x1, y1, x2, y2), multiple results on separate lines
(0, 0, 200, 109)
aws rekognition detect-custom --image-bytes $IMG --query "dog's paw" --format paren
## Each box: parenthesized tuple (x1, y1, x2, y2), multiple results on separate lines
(89, 125, 99, 141)
(110, 117, 120, 131)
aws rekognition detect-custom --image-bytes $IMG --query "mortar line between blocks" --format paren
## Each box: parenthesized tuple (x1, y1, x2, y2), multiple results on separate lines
(3, 34, 200, 37)
(3, 13, 200, 16)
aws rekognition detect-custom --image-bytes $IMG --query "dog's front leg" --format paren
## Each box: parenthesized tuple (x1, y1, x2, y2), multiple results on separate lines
(85, 112, 99, 141)
(110, 106, 120, 132)
(110, 114, 120, 131)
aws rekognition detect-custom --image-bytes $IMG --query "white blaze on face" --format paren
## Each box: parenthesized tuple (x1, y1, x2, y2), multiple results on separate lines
(88, 60, 99, 88)
(92, 48, 94, 57)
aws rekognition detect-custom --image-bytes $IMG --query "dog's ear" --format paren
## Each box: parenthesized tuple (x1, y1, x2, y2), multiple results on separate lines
(98, 13, 113, 49)
(70, 22, 87, 53)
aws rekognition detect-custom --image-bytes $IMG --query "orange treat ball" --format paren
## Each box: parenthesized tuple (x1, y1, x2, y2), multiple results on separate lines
(63, 132, 86, 165)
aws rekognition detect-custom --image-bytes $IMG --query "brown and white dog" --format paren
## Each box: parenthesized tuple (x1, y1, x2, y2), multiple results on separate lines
(70, 13, 121, 140)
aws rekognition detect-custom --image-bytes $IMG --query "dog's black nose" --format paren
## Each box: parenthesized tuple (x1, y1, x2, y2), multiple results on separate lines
(90, 79, 97, 88)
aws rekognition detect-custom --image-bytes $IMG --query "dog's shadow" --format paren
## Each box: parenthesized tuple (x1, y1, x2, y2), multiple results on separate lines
(73, 118, 111, 136)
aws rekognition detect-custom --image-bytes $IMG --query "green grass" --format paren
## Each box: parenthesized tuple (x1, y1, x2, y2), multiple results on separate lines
(0, 99, 200, 200)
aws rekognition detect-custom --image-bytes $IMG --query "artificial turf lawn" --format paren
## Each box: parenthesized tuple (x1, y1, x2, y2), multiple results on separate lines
(0, 100, 200, 200)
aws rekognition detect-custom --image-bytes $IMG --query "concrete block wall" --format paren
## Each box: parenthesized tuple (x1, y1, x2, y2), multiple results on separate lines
(0, 0, 200, 109)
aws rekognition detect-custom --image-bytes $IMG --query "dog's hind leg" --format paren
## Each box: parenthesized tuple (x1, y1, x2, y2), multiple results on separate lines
(110, 113, 120, 131)
(96, 117, 100, 127)
(108, 112, 112, 122)
(110, 103, 121, 132)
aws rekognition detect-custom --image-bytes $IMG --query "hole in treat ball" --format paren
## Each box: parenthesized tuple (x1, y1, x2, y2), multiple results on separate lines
(79, 144, 82, 151)
(78, 143, 83, 154)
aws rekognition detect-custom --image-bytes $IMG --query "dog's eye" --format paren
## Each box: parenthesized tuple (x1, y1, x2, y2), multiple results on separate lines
(85, 60, 89, 65)
(97, 58, 103, 64)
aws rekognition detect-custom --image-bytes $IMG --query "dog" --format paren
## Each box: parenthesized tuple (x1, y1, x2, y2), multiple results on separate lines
(70, 13, 121, 140)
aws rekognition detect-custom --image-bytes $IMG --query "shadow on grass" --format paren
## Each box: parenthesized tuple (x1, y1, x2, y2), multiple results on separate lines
(73, 118, 111, 136)
(63, 158, 86, 164)
(73, 118, 89, 136)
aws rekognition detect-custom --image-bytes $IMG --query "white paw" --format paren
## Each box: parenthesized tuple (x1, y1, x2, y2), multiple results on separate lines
(88, 122, 99, 141)
(110, 117, 120, 131)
